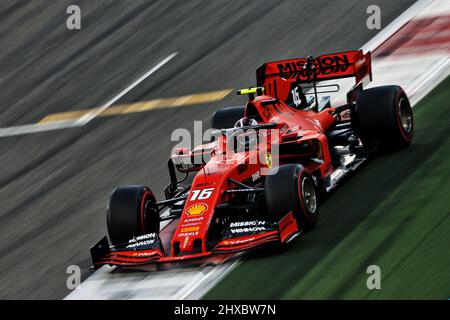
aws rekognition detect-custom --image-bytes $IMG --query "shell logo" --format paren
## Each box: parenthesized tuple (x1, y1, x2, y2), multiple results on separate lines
(186, 203, 208, 216)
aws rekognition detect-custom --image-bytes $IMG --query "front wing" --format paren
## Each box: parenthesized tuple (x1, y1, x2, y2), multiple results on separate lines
(91, 212, 299, 268)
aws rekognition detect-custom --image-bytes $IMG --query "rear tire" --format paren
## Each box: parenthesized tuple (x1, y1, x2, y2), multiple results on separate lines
(211, 106, 245, 129)
(265, 164, 319, 231)
(107, 186, 159, 246)
(354, 85, 413, 150)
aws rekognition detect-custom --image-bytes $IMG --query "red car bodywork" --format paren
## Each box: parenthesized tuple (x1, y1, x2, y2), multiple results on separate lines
(92, 50, 372, 268)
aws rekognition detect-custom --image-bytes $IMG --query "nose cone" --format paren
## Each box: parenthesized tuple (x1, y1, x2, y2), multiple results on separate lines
(171, 162, 228, 257)
(172, 202, 210, 256)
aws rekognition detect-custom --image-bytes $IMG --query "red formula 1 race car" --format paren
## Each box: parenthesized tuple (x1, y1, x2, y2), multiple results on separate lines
(91, 50, 413, 268)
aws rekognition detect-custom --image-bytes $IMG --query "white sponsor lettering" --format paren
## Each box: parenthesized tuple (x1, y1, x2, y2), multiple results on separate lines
(230, 227, 266, 234)
(184, 216, 204, 223)
(230, 221, 266, 228)
(178, 232, 199, 237)
(126, 239, 155, 249)
(128, 233, 156, 243)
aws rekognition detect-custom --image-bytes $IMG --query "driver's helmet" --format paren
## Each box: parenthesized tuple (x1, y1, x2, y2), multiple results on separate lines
(233, 117, 258, 152)
(234, 117, 258, 128)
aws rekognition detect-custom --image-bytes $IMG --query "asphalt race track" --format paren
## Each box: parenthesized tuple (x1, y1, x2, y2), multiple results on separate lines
(0, 0, 416, 299)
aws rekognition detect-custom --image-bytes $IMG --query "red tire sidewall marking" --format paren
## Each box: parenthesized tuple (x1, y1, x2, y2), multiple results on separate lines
(296, 166, 315, 222)
(140, 190, 154, 234)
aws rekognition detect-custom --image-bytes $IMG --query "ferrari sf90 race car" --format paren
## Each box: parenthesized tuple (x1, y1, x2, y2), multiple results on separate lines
(91, 50, 414, 268)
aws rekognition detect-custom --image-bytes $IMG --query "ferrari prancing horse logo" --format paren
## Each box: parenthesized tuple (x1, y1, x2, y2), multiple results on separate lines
(266, 153, 272, 168)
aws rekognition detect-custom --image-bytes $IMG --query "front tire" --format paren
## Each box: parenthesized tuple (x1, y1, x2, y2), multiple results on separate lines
(265, 164, 319, 231)
(354, 85, 413, 150)
(107, 186, 159, 246)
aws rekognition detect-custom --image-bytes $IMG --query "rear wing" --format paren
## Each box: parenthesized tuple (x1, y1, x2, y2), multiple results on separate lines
(256, 50, 372, 98)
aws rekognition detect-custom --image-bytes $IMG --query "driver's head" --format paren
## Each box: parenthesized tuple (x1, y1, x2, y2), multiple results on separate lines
(234, 117, 258, 128)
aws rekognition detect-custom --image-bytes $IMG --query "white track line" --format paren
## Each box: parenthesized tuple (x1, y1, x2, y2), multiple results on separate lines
(0, 120, 79, 138)
(408, 57, 450, 105)
(67, 0, 450, 300)
(75, 52, 178, 126)
(0, 53, 177, 138)
(177, 260, 241, 300)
